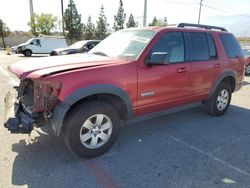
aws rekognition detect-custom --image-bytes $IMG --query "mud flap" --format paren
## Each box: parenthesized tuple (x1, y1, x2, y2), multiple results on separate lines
(4, 92, 34, 134)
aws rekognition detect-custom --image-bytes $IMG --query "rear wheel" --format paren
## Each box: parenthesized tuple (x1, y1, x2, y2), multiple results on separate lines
(23, 49, 32, 57)
(205, 82, 232, 116)
(63, 101, 121, 158)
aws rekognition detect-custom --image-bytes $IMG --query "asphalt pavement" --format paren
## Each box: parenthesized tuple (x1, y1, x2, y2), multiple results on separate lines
(0, 51, 250, 188)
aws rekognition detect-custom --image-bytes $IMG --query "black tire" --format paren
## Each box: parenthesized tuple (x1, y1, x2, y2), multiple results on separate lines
(62, 101, 121, 158)
(50, 51, 58, 56)
(205, 82, 232, 116)
(23, 49, 32, 57)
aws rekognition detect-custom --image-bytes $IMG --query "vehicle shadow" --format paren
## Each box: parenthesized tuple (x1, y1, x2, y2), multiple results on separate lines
(11, 105, 250, 187)
(11, 127, 80, 187)
(17, 55, 49, 58)
(242, 81, 250, 86)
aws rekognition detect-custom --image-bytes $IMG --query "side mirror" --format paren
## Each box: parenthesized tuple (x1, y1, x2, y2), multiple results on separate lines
(146, 52, 169, 65)
(30, 42, 34, 45)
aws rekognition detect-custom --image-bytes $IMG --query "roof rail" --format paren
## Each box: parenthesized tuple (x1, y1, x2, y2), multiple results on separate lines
(177, 23, 227, 32)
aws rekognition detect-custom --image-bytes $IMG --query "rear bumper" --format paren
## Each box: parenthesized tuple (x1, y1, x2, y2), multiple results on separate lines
(4, 92, 34, 134)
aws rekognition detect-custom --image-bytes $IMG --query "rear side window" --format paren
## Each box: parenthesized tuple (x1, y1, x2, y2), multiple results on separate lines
(190, 32, 209, 61)
(220, 34, 243, 58)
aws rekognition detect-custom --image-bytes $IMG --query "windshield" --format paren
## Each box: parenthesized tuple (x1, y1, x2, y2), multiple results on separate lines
(89, 29, 156, 60)
(69, 41, 88, 49)
(242, 49, 250, 56)
(23, 39, 36, 45)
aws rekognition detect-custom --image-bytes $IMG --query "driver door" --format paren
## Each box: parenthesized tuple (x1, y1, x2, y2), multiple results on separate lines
(137, 31, 192, 115)
(29, 39, 41, 53)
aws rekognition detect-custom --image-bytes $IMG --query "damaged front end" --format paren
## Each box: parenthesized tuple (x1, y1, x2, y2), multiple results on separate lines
(4, 78, 62, 134)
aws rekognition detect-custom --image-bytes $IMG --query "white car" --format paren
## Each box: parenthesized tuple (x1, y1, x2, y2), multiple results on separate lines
(16, 36, 68, 56)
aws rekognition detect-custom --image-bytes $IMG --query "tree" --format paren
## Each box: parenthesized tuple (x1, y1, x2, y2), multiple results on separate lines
(28, 13, 57, 36)
(149, 16, 168, 26)
(126, 14, 137, 28)
(28, 14, 38, 36)
(113, 0, 126, 31)
(64, 0, 84, 41)
(83, 16, 95, 40)
(95, 5, 110, 39)
(0, 19, 10, 48)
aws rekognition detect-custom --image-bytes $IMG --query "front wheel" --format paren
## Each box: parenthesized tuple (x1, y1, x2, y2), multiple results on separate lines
(205, 82, 232, 116)
(23, 49, 32, 57)
(62, 101, 121, 158)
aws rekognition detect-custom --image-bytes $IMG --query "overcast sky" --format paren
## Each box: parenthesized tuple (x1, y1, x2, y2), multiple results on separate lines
(0, 0, 250, 36)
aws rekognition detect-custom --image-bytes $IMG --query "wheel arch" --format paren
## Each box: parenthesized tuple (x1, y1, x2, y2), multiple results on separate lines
(51, 84, 133, 136)
(23, 49, 33, 56)
(209, 71, 236, 98)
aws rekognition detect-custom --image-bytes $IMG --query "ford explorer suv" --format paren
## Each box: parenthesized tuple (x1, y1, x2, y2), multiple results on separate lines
(4, 23, 245, 158)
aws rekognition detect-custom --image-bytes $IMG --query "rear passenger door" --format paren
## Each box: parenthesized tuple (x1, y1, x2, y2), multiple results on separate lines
(188, 32, 221, 96)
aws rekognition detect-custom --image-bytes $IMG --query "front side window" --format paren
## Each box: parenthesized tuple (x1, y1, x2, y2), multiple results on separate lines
(35, 39, 40, 46)
(30, 39, 40, 46)
(190, 32, 209, 61)
(149, 32, 185, 64)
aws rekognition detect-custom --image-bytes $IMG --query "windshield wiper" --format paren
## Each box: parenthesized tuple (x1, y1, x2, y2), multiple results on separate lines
(92, 51, 108, 57)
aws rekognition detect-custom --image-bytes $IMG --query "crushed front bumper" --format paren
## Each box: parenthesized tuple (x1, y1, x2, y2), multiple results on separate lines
(4, 92, 34, 134)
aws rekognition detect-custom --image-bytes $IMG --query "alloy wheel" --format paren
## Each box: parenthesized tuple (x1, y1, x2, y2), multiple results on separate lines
(79, 114, 113, 149)
(216, 89, 229, 111)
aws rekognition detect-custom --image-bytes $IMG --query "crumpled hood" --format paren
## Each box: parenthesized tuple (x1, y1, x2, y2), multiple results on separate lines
(9, 53, 125, 79)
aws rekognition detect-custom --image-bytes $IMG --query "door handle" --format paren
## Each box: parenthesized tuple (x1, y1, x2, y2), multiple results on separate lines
(177, 67, 187, 73)
(214, 63, 221, 68)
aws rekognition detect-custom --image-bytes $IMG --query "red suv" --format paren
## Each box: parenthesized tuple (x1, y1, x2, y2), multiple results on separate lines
(4, 23, 245, 157)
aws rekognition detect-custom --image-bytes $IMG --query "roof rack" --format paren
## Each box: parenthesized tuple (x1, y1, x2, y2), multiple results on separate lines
(38, 34, 65, 38)
(177, 23, 227, 32)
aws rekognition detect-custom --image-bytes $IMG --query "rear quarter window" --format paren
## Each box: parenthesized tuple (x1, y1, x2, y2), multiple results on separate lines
(219, 34, 243, 58)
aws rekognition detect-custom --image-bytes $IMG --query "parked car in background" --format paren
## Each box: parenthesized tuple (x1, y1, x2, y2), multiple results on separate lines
(15, 35, 68, 57)
(242, 47, 250, 75)
(50, 40, 101, 56)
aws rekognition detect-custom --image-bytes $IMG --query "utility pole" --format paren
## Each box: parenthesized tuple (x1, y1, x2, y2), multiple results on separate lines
(61, 0, 65, 35)
(29, 0, 34, 20)
(198, 0, 203, 24)
(143, 0, 147, 27)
